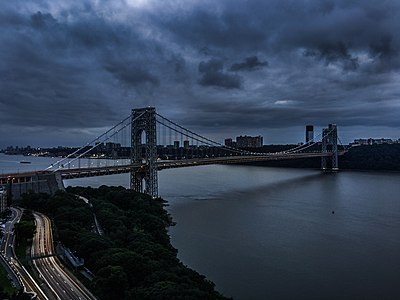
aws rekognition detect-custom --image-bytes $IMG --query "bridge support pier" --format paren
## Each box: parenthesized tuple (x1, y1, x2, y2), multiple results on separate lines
(321, 124, 338, 171)
(130, 107, 158, 197)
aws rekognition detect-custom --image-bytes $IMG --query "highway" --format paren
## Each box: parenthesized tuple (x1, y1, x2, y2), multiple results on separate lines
(0, 207, 48, 299)
(1, 207, 21, 258)
(32, 212, 96, 300)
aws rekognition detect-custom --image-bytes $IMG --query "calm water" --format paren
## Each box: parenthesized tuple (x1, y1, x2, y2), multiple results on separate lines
(2, 154, 400, 299)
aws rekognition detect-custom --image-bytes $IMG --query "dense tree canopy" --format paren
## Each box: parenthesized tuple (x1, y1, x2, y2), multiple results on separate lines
(19, 186, 229, 300)
(245, 144, 400, 171)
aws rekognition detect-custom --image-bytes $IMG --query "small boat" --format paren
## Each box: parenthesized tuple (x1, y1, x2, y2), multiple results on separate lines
(19, 161, 31, 164)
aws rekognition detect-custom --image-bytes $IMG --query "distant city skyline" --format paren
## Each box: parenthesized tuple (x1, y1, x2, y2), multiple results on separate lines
(1, 0, 400, 147)
(2, 132, 400, 150)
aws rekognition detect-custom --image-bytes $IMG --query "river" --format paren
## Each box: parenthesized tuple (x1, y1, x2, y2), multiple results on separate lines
(1, 153, 400, 299)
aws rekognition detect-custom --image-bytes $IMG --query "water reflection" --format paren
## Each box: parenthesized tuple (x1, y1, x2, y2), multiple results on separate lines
(2, 154, 400, 299)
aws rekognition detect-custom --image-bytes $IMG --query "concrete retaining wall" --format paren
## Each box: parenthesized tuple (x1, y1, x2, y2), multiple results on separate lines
(0, 172, 64, 201)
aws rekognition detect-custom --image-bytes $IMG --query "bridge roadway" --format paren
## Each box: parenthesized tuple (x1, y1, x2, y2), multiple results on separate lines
(62, 151, 344, 179)
(0, 151, 343, 182)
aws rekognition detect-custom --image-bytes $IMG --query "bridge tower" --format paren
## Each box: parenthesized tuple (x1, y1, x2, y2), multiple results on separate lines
(321, 123, 338, 171)
(131, 107, 158, 197)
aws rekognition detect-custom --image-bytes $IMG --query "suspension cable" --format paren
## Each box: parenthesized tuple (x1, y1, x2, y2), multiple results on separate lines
(46, 111, 146, 171)
(48, 108, 342, 173)
(156, 113, 336, 156)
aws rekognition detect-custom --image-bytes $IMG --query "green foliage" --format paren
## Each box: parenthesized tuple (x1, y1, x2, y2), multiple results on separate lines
(340, 144, 400, 171)
(0, 264, 18, 297)
(14, 214, 35, 242)
(14, 210, 36, 265)
(246, 144, 400, 171)
(95, 265, 128, 300)
(0, 276, 31, 300)
(19, 187, 229, 300)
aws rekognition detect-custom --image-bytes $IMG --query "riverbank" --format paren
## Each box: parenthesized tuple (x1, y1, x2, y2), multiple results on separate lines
(17, 186, 230, 300)
(243, 144, 400, 172)
(2, 154, 400, 299)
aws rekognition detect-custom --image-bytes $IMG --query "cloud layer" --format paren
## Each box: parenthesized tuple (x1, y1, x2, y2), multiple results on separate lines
(1, 0, 400, 146)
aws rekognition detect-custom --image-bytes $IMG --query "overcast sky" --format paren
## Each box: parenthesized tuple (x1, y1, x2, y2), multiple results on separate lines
(1, 0, 400, 147)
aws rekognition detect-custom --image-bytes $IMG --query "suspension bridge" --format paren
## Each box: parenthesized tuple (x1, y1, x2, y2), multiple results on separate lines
(0, 107, 345, 200)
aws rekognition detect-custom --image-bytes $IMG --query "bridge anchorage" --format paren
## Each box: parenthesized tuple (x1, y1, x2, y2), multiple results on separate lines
(1, 106, 346, 200)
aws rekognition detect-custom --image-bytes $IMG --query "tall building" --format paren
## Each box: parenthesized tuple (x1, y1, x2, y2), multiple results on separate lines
(0, 187, 7, 213)
(224, 138, 237, 148)
(225, 138, 233, 147)
(306, 125, 314, 143)
(236, 135, 263, 148)
(174, 141, 180, 149)
(183, 140, 190, 149)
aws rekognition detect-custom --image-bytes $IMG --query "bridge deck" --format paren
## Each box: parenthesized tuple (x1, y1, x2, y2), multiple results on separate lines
(0, 151, 345, 182)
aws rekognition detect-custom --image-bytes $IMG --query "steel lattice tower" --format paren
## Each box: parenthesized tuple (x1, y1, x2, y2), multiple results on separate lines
(130, 107, 158, 197)
(321, 123, 338, 171)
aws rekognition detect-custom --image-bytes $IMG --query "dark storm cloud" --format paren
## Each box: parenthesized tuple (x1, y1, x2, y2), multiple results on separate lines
(156, 5, 266, 50)
(0, 5, 167, 133)
(198, 59, 241, 89)
(68, 17, 127, 49)
(1, 0, 400, 147)
(0, 11, 116, 129)
(304, 42, 359, 71)
(30, 11, 57, 29)
(180, 94, 400, 131)
(230, 56, 268, 72)
(105, 63, 160, 86)
(369, 35, 398, 59)
(158, 1, 400, 61)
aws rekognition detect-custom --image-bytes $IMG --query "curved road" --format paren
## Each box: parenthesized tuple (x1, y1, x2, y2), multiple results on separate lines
(32, 212, 96, 300)
(1, 207, 48, 299)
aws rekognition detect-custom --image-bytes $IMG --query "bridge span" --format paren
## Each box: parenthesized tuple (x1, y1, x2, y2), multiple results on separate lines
(0, 107, 344, 200)
(1, 151, 341, 181)
(0, 151, 343, 200)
